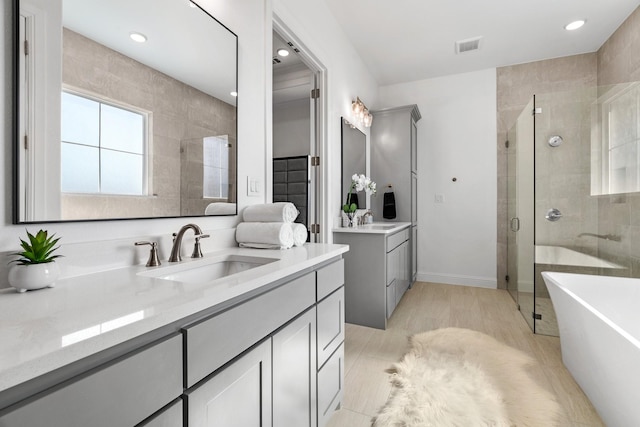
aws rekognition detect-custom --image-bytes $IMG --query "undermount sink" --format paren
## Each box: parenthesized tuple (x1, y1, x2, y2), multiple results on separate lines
(138, 254, 278, 284)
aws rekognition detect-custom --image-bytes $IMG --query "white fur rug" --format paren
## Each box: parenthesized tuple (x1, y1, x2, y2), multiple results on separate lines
(372, 328, 562, 427)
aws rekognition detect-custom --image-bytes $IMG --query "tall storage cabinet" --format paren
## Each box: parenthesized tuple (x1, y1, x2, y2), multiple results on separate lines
(371, 105, 421, 283)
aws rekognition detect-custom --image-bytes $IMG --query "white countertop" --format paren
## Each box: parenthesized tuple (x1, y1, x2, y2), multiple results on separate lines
(332, 221, 411, 234)
(0, 244, 348, 393)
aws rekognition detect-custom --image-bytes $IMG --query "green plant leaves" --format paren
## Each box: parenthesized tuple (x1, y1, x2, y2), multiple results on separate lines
(12, 229, 62, 265)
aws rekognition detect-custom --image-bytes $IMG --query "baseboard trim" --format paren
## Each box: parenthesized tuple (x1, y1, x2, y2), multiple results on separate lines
(416, 272, 497, 289)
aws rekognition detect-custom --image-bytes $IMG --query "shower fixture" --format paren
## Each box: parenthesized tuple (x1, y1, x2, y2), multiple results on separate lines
(548, 135, 563, 147)
(545, 208, 563, 222)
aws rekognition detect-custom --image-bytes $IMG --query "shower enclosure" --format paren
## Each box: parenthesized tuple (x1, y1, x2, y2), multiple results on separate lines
(506, 82, 640, 335)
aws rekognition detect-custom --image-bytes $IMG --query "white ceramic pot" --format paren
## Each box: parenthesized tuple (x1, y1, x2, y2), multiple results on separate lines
(8, 263, 60, 293)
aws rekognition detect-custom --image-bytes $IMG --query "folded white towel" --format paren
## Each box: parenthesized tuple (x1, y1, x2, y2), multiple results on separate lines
(242, 202, 299, 223)
(292, 223, 307, 247)
(235, 222, 294, 249)
(205, 202, 236, 215)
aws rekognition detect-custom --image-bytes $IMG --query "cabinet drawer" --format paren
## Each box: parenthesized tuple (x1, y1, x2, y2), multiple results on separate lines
(387, 228, 409, 252)
(317, 259, 344, 301)
(138, 399, 183, 427)
(0, 335, 182, 427)
(317, 343, 344, 427)
(184, 272, 315, 387)
(317, 287, 344, 368)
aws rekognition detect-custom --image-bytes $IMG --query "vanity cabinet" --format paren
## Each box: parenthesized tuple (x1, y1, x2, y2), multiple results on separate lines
(0, 257, 345, 427)
(334, 226, 410, 329)
(0, 335, 183, 427)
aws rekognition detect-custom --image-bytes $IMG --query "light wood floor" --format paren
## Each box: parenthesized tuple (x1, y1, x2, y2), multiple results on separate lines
(326, 281, 605, 427)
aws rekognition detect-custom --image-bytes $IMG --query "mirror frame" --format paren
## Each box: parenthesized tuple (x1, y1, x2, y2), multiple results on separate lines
(340, 117, 367, 209)
(12, 0, 238, 224)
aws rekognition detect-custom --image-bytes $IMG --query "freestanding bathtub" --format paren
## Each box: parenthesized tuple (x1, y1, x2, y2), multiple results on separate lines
(542, 272, 640, 426)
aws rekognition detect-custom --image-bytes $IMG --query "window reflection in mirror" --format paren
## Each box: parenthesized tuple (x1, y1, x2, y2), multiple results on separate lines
(592, 82, 640, 195)
(341, 118, 367, 209)
(15, 0, 237, 223)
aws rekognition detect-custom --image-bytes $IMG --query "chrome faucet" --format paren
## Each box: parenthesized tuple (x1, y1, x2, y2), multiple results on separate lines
(578, 232, 621, 242)
(168, 224, 210, 262)
(362, 210, 373, 224)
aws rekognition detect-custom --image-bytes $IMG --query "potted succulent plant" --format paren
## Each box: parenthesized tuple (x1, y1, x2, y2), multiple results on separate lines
(8, 229, 62, 293)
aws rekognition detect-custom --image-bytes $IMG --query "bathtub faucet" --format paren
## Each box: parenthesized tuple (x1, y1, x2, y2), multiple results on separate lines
(578, 232, 621, 242)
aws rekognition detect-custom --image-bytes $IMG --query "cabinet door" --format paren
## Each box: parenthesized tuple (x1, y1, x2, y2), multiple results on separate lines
(411, 226, 418, 283)
(273, 309, 317, 427)
(186, 340, 272, 427)
(317, 287, 345, 368)
(386, 246, 400, 318)
(396, 241, 410, 304)
(317, 343, 344, 427)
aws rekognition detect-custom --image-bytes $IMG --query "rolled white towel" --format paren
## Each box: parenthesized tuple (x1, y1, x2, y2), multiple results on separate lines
(235, 222, 294, 249)
(292, 223, 307, 247)
(242, 202, 299, 223)
(205, 202, 236, 215)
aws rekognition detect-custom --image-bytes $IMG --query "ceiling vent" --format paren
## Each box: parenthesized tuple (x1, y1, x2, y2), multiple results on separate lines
(455, 36, 482, 54)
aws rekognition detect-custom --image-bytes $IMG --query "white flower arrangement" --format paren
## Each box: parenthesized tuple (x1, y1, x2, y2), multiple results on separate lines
(343, 173, 377, 214)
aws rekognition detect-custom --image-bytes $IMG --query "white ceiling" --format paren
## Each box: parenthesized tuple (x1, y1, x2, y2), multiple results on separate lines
(323, 0, 640, 85)
(272, 31, 313, 104)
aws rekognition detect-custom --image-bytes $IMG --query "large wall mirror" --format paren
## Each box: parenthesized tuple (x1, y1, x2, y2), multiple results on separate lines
(341, 117, 367, 209)
(14, 0, 238, 223)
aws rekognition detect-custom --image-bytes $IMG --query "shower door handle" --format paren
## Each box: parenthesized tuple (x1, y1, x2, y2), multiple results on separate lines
(510, 217, 520, 232)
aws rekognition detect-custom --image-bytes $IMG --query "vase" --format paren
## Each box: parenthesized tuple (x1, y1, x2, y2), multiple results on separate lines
(346, 212, 356, 228)
(8, 262, 60, 293)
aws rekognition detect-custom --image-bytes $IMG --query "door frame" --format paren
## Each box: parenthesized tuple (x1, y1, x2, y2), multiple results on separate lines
(272, 15, 328, 242)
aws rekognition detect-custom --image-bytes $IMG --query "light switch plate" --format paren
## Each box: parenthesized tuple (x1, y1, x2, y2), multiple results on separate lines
(247, 176, 261, 197)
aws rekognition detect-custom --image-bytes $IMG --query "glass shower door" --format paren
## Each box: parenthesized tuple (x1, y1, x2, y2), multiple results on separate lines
(506, 124, 518, 303)
(507, 97, 536, 332)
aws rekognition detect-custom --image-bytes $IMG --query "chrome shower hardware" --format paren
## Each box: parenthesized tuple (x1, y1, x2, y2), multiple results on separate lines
(548, 135, 563, 147)
(545, 208, 563, 222)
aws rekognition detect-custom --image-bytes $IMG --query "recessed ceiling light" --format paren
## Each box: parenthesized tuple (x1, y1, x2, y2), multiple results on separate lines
(277, 48, 290, 57)
(230, 91, 238, 97)
(129, 32, 147, 43)
(564, 20, 585, 31)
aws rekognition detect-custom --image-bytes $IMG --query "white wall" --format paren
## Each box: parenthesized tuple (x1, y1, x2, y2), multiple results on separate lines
(379, 69, 498, 288)
(273, 98, 311, 158)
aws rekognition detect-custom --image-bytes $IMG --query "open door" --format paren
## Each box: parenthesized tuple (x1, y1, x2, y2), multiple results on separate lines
(272, 27, 324, 241)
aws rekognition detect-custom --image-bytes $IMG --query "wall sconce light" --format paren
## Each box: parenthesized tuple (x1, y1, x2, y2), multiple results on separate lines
(350, 97, 373, 128)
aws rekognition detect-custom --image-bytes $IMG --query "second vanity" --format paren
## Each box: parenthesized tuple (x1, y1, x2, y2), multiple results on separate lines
(333, 222, 412, 329)
(0, 244, 347, 427)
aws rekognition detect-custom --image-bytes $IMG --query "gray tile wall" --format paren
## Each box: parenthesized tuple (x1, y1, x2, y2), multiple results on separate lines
(61, 28, 236, 219)
(496, 54, 597, 289)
